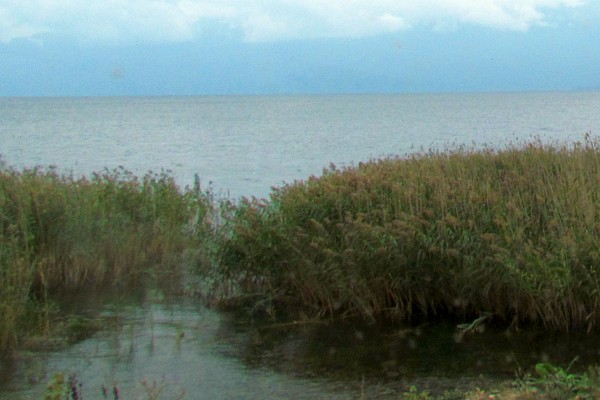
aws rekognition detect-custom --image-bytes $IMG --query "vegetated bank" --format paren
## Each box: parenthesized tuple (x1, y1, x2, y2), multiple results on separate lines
(207, 138, 600, 332)
(3, 137, 600, 354)
(0, 162, 213, 353)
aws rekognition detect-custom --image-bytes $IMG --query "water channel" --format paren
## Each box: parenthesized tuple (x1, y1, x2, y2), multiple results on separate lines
(3, 287, 600, 399)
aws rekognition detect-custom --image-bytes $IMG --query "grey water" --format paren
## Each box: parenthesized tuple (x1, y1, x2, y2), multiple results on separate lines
(2, 91, 599, 199)
(2, 91, 600, 398)
(0, 295, 368, 400)
(4, 294, 600, 399)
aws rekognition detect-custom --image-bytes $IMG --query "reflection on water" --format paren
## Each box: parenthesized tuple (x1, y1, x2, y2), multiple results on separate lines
(2, 296, 600, 399)
(219, 317, 600, 395)
(0, 297, 357, 400)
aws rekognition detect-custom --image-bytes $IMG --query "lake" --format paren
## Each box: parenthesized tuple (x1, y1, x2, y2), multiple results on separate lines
(2, 92, 599, 199)
(2, 91, 600, 398)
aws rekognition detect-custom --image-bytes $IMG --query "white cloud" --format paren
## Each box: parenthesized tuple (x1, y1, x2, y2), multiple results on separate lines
(379, 13, 409, 31)
(0, 0, 589, 44)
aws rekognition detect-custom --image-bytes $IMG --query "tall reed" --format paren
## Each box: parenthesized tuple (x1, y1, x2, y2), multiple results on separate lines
(0, 162, 212, 352)
(209, 137, 600, 331)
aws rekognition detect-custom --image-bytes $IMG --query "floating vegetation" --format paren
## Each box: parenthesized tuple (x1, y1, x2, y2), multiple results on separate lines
(206, 136, 600, 332)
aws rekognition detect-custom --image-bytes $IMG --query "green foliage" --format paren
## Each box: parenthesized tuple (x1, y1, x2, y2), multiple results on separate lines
(402, 386, 433, 400)
(208, 137, 600, 330)
(43, 373, 67, 400)
(513, 359, 600, 399)
(0, 163, 213, 352)
(43, 373, 82, 400)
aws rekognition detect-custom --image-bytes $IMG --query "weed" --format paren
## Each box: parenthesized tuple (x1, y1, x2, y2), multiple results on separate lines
(402, 385, 432, 399)
(506, 359, 600, 399)
(42, 373, 185, 400)
(43, 373, 82, 400)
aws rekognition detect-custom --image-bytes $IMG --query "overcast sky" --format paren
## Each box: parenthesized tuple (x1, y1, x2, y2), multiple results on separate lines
(1, 0, 598, 96)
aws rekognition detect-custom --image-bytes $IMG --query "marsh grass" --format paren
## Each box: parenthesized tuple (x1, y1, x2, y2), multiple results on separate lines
(0, 162, 213, 352)
(209, 137, 600, 331)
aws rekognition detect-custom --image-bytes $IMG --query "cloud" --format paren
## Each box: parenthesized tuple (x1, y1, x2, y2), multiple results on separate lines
(0, 0, 589, 44)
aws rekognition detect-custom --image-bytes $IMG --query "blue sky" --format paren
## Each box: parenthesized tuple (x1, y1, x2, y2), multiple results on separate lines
(1, 0, 598, 96)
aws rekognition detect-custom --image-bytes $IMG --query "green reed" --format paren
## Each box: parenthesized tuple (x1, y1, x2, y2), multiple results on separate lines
(209, 137, 600, 331)
(0, 162, 213, 352)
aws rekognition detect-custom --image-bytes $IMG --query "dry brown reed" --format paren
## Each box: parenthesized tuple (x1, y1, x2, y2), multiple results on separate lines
(211, 137, 600, 331)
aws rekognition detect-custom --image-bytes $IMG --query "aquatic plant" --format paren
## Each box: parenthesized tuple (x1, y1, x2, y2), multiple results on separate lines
(468, 359, 600, 399)
(0, 162, 213, 352)
(402, 386, 433, 399)
(42, 372, 186, 400)
(43, 373, 82, 400)
(207, 137, 600, 331)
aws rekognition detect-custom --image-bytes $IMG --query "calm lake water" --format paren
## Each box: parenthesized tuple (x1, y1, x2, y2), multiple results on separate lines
(2, 92, 600, 199)
(2, 91, 600, 398)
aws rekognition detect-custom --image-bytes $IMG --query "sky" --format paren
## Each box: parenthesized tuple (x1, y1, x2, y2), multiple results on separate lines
(0, 0, 599, 96)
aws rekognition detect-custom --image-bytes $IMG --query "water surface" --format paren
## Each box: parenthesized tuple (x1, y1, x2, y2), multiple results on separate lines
(2, 92, 599, 198)
(2, 92, 600, 397)
(4, 294, 600, 399)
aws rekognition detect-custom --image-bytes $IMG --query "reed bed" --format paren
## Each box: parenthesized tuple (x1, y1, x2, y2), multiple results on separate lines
(210, 138, 600, 331)
(0, 162, 212, 352)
